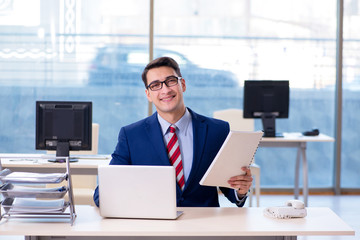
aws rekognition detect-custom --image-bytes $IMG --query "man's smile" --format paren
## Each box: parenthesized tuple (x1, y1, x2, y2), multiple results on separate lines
(160, 94, 176, 102)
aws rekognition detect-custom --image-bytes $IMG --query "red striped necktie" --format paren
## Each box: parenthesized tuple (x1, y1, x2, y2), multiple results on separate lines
(167, 125, 185, 191)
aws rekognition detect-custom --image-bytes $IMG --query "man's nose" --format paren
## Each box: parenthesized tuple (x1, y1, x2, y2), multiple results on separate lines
(161, 82, 173, 91)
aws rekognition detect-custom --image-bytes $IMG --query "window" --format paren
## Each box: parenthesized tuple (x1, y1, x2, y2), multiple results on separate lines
(155, 0, 336, 188)
(0, 0, 358, 190)
(0, 0, 149, 154)
(342, 0, 360, 188)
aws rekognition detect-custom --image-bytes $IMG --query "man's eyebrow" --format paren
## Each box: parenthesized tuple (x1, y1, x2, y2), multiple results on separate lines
(149, 79, 161, 83)
(150, 75, 176, 83)
(165, 75, 177, 79)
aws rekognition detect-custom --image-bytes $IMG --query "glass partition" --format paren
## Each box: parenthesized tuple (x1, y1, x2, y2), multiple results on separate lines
(342, 0, 360, 188)
(1, 0, 359, 190)
(0, 0, 149, 154)
(154, 0, 336, 188)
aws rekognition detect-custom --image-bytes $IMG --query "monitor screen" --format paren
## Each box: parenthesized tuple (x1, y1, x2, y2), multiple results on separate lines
(36, 101, 92, 158)
(243, 80, 289, 137)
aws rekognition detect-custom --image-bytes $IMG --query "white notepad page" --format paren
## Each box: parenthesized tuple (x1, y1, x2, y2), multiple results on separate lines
(200, 130, 263, 189)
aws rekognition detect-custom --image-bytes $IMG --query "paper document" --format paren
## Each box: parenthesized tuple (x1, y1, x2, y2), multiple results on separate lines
(0, 183, 67, 198)
(10, 185, 67, 193)
(200, 131, 263, 189)
(4, 198, 68, 214)
(1, 172, 67, 183)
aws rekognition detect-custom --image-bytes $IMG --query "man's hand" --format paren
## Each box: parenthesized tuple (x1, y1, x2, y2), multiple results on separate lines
(227, 167, 253, 195)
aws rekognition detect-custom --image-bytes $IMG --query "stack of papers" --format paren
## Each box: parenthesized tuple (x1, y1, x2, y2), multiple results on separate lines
(0, 183, 67, 198)
(0, 172, 67, 183)
(9, 185, 66, 192)
(2, 198, 68, 214)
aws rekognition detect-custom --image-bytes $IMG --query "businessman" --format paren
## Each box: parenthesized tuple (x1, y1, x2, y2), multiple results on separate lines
(94, 56, 253, 207)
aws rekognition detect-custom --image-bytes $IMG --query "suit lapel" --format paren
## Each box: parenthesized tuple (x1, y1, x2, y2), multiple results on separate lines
(185, 109, 207, 189)
(144, 113, 171, 166)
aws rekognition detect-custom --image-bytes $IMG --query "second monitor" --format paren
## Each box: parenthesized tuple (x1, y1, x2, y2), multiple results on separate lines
(35, 101, 92, 160)
(243, 80, 289, 137)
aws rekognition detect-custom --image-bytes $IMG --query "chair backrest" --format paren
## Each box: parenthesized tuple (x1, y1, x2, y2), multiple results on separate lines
(47, 123, 99, 155)
(213, 109, 254, 131)
(74, 123, 99, 155)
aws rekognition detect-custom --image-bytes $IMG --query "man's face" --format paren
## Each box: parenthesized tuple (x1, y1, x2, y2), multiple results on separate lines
(145, 66, 186, 119)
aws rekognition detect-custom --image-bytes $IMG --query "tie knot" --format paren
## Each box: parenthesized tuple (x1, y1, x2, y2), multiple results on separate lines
(169, 125, 176, 133)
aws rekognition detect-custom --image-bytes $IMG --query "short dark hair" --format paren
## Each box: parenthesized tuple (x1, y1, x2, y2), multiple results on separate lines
(141, 56, 182, 87)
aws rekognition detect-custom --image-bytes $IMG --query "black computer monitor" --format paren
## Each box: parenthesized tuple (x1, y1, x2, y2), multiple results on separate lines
(36, 101, 92, 159)
(243, 80, 289, 137)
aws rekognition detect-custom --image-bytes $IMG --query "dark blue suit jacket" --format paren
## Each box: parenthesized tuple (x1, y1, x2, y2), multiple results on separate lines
(93, 108, 246, 207)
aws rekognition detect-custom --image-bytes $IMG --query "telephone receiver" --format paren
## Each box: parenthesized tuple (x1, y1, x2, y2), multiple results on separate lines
(302, 128, 319, 136)
(263, 199, 307, 219)
(286, 199, 305, 209)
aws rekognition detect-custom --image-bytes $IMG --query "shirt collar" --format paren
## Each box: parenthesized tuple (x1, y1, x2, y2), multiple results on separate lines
(158, 108, 192, 136)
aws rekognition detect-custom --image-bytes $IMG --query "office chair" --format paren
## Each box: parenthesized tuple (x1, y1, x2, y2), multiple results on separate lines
(47, 123, 100, 205)
(213, 109, 261, 207)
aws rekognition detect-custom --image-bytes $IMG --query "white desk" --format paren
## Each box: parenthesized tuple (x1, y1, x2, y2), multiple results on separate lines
(0, 154, 111, 175)
(0, 206, 354, 240)
(259, 133, 335, 206)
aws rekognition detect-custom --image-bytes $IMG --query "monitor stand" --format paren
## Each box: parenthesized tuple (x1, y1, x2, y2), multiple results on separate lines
(47, 142, 79, 163)
(47, 158, 79, 163)
(261, 113, 283, 138)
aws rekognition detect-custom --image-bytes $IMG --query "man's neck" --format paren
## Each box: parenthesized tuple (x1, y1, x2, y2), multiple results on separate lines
(158, 107, 186, 124)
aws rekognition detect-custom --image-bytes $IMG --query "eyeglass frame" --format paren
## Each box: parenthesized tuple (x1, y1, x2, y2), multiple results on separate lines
(146, 76, 182, 91)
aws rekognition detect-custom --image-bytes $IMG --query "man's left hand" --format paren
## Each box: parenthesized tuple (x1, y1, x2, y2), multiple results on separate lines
(227, 167, 253, 195)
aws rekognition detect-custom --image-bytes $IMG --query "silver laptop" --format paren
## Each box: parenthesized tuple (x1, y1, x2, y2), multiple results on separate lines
(98, 165, 183, 219)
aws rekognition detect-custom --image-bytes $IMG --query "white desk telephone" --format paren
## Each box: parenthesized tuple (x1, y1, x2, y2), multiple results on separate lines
(263, 200, 307, 219)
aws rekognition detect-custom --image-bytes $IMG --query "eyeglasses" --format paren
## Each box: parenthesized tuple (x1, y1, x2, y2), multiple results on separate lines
(146, 76, 182, 91)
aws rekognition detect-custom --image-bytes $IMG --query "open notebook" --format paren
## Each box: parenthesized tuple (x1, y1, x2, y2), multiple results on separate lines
(200, 130, 263, 189)
(98, 165, 183, 219)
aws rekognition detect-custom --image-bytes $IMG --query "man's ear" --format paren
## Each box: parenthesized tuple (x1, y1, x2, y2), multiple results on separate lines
(181, 78, 186, 92)
(145, 89, 153, 102)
